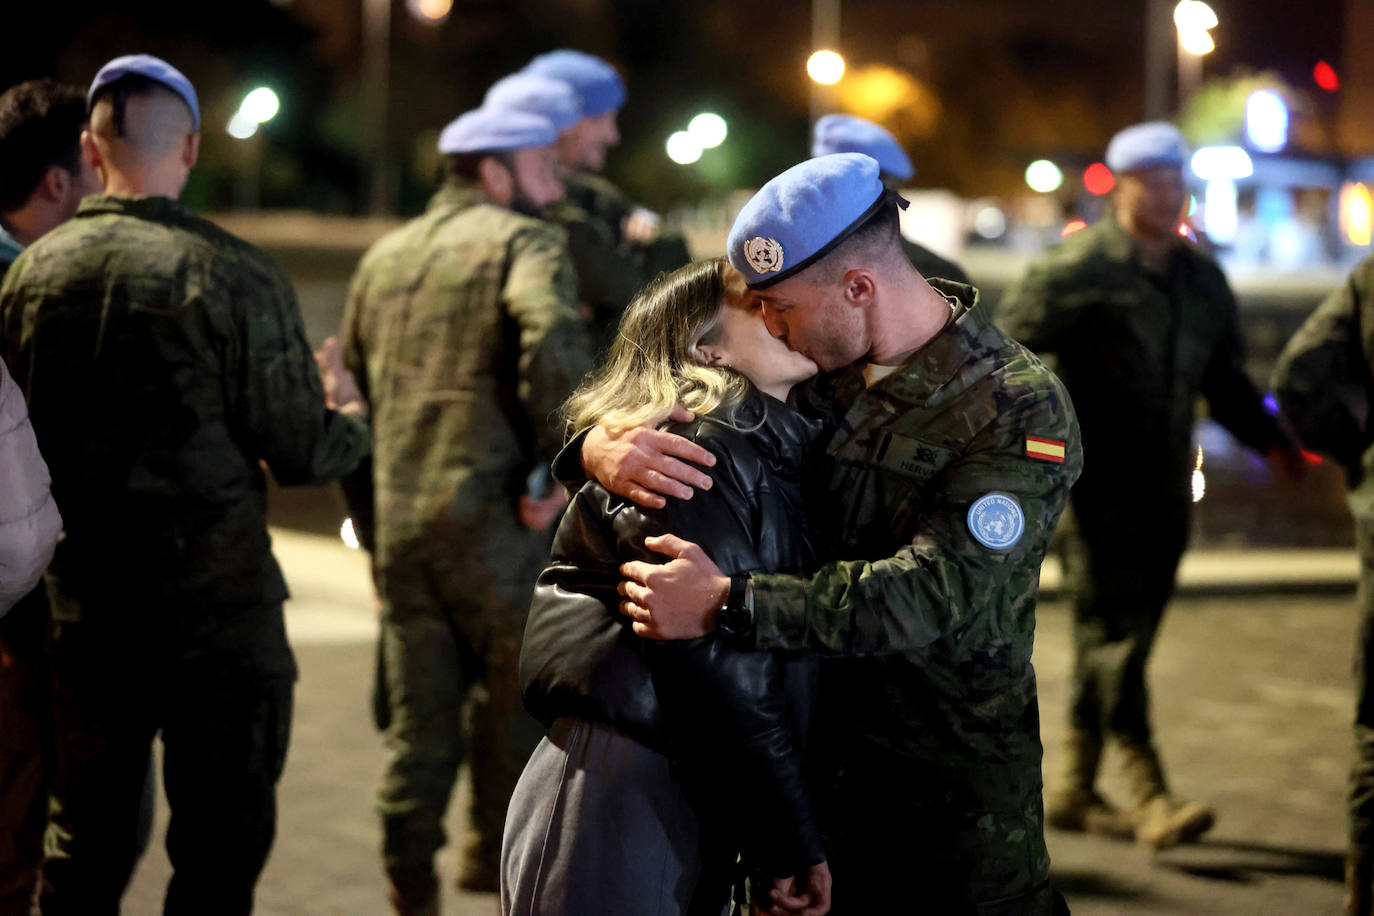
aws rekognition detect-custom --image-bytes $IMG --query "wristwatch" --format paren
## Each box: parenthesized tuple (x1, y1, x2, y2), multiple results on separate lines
(715, 573, 754, 639)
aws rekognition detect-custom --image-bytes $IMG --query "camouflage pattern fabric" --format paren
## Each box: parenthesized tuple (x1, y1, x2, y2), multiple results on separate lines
(1271, 255, 1374, 870)
(0, 193, 363, 911)
(559, 171, 690, 346)
(747, 281, 1081, 911)
(0, 194, 370, 621)
(340, 181, 591, 872)
(998, 216, 1281, 751)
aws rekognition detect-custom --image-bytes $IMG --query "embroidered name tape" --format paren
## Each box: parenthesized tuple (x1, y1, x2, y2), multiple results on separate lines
(967, 492, 1025, 550)
(1025, 436, 1066, 463)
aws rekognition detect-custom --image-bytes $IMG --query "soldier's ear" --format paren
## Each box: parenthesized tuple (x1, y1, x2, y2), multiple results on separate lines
(842, 268, 877, 307)
(80, 128, 101, 173)
(478, 156, 514, 206)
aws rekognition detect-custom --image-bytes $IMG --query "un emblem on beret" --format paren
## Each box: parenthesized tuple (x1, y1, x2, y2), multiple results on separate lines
(967, 492, 1025, 550)
(743, 237, 784, 274)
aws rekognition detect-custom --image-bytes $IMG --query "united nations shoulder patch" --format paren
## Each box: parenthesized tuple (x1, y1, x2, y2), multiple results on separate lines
(967, 492, 1025, 550)
(743, 237, 784, 274)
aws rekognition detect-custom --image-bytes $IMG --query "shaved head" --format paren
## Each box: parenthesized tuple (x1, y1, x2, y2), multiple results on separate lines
(84, 77, 198, 197)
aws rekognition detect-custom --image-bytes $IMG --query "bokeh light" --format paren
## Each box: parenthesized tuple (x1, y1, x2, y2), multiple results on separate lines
(687, 113, 728, 149)
(807, 50, 846, 85)
(666, 131, 703, 165)
(1025, 160, 1064, 193)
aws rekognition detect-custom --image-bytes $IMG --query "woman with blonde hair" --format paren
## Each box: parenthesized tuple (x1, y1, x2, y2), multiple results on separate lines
(503, 257, 831, 915)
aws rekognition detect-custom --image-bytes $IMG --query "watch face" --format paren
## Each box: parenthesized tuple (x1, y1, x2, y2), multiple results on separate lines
(717, 604, 751, 637)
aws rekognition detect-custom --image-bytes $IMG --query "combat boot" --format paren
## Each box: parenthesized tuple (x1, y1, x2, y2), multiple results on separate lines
(1118, 740, 1215, 850)
(1043, 730, 1134, 838)
(1347, 844, 1374, 916)
(385, 863, 439, 916)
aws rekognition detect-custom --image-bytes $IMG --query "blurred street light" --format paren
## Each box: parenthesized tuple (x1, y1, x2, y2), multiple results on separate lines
(227, 87, 280, 209)
(1174, 1, 1217, 105)
(807, 50, 845, 85)
(687, 113, 728, 149)
(666, 131, 703, 165)
(406, 0, 451, 23)
(1025, 160, 1064, 193)
(1190, 145, 1253, 180)
(1245, 89, 1288, 152)
(1083, 162, 1115, 195)
(1314, 60, 1340, 92)
(1341, 183, 1373, 247)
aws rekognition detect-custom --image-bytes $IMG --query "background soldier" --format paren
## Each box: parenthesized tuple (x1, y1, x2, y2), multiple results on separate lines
(0, 77, 135, 916)
(0, 55, 370, 914)
(811, 112, 970, 286)
(1272, 252, 1374, 916)
(524, 48, 690, 346)
(582, 153, 1078, 914)
(338, 106, 591, 911)
(998, 120, 1303, 849)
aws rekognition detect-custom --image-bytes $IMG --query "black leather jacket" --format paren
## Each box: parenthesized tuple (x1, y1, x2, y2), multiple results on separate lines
(520, 389, 827, 877)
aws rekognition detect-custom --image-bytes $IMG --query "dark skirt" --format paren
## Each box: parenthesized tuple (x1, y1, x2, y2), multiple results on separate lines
(501, 717, 725, 916)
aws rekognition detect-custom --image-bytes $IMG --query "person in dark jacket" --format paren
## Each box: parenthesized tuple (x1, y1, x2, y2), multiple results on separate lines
(503, 258, 831, 915)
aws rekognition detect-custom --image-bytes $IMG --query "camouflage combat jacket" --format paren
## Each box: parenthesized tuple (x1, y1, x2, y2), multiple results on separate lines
(340, 182, 591, 567)
(0, 194, 370, 615)
(747, 281, 1082, 904)
(998, 216, 1279, 529)
(1273, 254, 1374, 521)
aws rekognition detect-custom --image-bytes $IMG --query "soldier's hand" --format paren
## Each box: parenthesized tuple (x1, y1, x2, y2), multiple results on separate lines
(583, 409, 715, 509)
(766, 861, 832, 916)
(618, 534, 726, 639)
(314, 337, 364, 413)
(518, 488, 569, 532)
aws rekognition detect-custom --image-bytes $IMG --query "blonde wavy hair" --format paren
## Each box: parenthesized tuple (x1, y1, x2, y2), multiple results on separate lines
(565, 257, 754, 436)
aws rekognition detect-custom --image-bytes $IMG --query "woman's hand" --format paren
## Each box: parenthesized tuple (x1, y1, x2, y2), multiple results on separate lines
(581, 407, 716, 509)
(518, 487, 568, 532)
(764, 861, 832, 916)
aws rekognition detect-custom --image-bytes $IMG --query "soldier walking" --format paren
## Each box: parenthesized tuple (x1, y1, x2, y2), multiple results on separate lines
(338, 106, 591, 912)
(998, 121, 1303, 848)
(0, 55, 369, 914)
(1273, 253, 1374, 916)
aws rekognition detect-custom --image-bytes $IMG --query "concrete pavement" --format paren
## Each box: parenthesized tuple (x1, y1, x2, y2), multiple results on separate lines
(119, 531, 1355, 914)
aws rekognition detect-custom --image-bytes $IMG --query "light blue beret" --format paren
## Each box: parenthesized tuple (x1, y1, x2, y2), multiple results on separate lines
(523, 50, 626, 118)
(727, 153, 907, 290)
(437, 107, 557, 155)
(811, 114, 913, 181)
(88, 54, 200, 132)
(484, 73, 582, 132)
(1105, 121, 1188, 173)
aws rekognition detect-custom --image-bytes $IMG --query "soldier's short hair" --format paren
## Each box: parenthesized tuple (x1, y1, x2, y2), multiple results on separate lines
(807, 200, 904, 286)
(444, 150, 514, 184)
(88, 73, 190, 139)
(0, 79, 87, 214)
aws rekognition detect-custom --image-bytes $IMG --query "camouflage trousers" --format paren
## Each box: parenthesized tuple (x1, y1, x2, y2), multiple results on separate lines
(374, 519, 548, 873)
(1061, 520, 1187, 748)
(0, 592, 157, 916)
(39, 610, 293, 916)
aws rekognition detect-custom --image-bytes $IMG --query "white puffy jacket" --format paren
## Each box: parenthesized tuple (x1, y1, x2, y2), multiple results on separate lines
(0, 356, 61, 616)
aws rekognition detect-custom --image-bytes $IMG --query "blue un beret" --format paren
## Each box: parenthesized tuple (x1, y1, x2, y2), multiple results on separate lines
(1105, 121, 1188, 173)
(811, 114, 914, 181)
(727, 153, 907, 290)
(88, 54, 200, 132)
(437, 107, 557, 155)
(523, 50, 626, 118)
(484, 73, 582, 132)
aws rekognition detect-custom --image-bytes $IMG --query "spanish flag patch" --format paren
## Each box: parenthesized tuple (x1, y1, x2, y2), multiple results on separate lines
(1025, 436, 1066, 463)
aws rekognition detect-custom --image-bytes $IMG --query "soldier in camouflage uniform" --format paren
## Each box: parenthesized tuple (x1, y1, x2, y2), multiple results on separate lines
(812, 113, 971, 286)
(338, 106, 591, 911)
(0, 56, 370, 914)
(523, 50, 691, 352)
(0, 77, 103, 916)
(999, 122, 1302, 849)
(580, 154, 1076, 913)
(1272, 253, 1374, 916)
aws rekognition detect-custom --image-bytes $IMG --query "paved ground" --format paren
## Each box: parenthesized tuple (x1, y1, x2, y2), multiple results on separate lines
(121, 531, 1356, 914)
